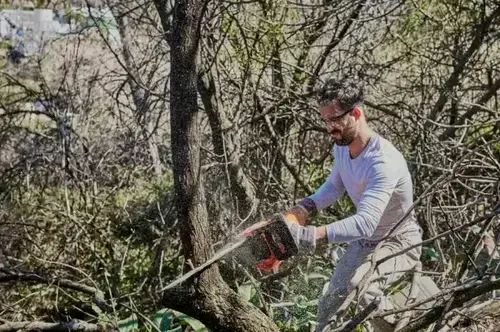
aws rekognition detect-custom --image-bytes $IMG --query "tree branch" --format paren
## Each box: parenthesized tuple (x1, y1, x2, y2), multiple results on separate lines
(364, 100, 402, 119)
(426, 5, 500, 125)
(395, 277, 500, 332)
(198, 71, 258, 219)
(0, 321, 106, 332)
(307, 0, 368, 92)
(0, 268, 105, 305)
(263, 114, 314, 195)
(336, 297, 381, 332)
(440, 77, 500, 140)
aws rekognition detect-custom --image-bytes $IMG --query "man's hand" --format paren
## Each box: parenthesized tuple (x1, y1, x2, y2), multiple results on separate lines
(284, 198, 318, 225)
(285, 216, 329, 250)
(284, 217, 317, 252)
(284, 205, 309, 225)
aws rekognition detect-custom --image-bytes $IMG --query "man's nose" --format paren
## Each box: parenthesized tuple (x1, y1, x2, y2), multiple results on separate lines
(326, 122, 339, 131)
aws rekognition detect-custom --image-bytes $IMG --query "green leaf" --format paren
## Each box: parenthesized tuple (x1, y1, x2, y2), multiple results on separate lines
(423, 247, 440, 261)
(237, 282, 255, 301)
(118, 314, 139, 332)
(91, 303, 103, 315)
(152, 309, 174, 332)
(171, 310, 208, 331)
(167, 327, 182, 332)
(160, 312, 174, 332)
(151, 309, 208, 332)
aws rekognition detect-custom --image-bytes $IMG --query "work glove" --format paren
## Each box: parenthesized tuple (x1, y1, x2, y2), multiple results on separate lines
(283, 198, 318, 225)
(284, 217, 317, 253)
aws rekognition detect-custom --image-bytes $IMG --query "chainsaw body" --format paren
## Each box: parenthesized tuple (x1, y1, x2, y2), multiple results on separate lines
(160, 214, 298, 291)
(239, 214, 299, 271)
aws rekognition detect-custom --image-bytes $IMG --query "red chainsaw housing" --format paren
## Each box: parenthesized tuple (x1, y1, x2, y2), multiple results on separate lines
(254, 233, 285, 271)
(242, 214, 298, 272)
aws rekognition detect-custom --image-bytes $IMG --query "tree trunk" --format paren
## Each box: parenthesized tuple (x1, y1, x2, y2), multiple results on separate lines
(159, 0, 278, 330)
(109, 0, 164, 177)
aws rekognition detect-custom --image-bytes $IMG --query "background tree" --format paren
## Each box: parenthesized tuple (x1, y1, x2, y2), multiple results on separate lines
(156, 0, 278, 330)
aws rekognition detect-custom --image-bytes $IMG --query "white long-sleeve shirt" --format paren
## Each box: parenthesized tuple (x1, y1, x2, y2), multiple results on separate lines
(308, 134, 420, 243)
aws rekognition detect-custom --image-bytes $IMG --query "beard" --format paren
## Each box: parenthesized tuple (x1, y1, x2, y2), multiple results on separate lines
(330, 129, 356, 146)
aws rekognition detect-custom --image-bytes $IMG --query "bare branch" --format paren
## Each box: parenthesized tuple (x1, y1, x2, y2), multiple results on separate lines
(264, 114, 314, 195)
(440, 78, 500, 140)
(0, 320, 107, 332)
(0, 267, 105, 305)
(426, 5, 500, 124)
(396, 277, 500, 332)
(307, 0, 368, 92)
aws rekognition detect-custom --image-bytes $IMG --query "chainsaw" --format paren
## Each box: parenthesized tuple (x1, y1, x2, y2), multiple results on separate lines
(160, 214, 298, 291)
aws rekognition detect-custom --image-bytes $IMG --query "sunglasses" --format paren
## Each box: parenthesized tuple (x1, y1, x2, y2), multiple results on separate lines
(323, 107, 354, 124)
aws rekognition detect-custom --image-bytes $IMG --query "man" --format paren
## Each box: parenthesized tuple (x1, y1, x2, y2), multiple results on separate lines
(282, 79, 423, 332)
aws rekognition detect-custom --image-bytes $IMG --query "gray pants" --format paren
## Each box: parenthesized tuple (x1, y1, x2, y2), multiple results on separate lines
(316, 230, 422, 332)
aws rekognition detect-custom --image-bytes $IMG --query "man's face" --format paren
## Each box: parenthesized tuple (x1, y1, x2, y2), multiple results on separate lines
(319, 100, 358, 146)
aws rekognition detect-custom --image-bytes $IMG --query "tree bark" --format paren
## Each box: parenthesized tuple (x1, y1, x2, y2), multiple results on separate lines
(159, 0, 278, 330)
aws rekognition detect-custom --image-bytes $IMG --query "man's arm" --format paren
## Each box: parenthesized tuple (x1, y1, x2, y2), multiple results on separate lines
(308, 162, 346, 210)
(320, 160, 399, 243)
(285, 161, 345, 225)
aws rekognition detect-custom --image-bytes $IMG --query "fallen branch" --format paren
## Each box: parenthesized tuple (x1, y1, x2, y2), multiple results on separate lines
(393, 277, 500, 332)
(0, 320, 108, 332)
(373, 277, 484, 319)
(377, 204, 500, 266)
(0, 267, 105, 305)
(438, 299, 495, 332)
(432, 204, 498, 331)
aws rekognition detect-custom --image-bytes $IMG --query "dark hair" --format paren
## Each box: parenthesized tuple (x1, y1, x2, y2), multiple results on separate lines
(317, 79, 364, 112)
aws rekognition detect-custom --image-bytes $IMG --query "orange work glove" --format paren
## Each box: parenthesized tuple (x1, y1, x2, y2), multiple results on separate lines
(284, 198, 318, 225)
(284, 205, 309, 226)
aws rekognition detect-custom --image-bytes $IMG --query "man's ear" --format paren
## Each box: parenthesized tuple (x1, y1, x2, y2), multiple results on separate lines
(352, 106, 361, 119)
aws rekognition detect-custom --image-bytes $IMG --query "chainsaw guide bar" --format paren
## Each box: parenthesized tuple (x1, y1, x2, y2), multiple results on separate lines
(160, 236, 248, 292)
(159, 214, 298, 292)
